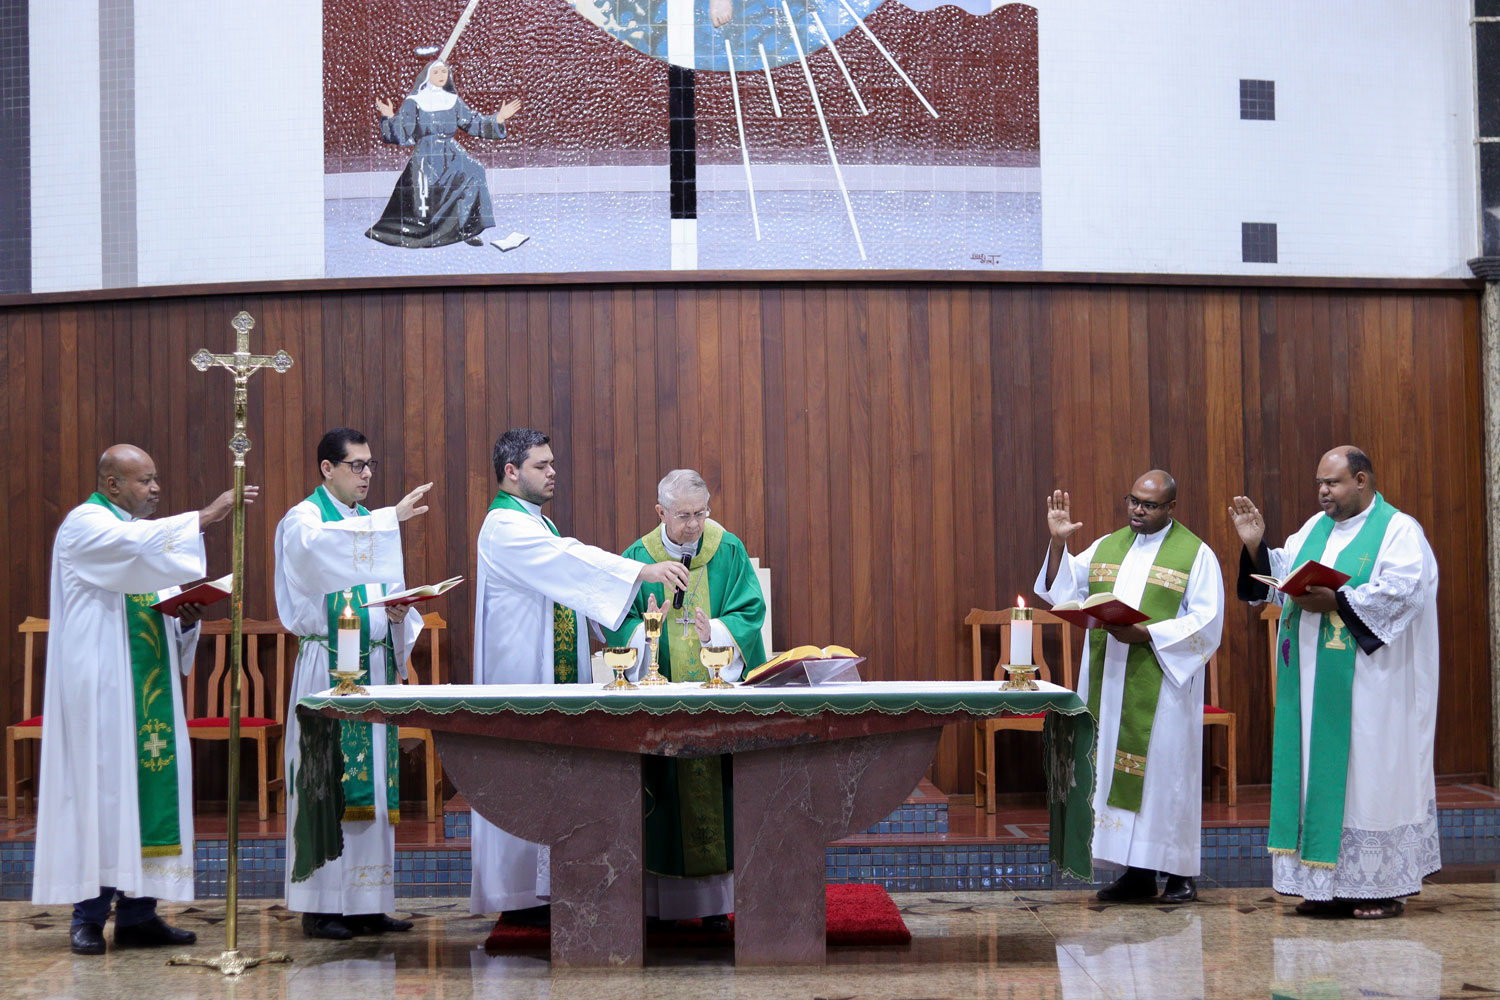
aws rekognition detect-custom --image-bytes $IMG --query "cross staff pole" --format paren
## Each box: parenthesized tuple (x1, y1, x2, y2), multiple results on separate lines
(169, 311, 294, 977)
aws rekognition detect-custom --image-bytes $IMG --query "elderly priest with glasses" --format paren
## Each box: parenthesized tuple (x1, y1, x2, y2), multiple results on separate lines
(1034, 470, 1224, 904)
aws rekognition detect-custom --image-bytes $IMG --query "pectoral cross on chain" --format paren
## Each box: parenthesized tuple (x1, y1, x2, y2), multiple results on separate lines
(676, 607, 696, 640)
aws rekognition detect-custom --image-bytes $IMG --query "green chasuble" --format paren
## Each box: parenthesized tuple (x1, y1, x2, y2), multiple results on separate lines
(1269, 493, 1397, 869)
(308, 486, 400, 824)
(85, 492, 183, 856)
(603, 520, 767, 878)
(1086, 521, 1203, 813)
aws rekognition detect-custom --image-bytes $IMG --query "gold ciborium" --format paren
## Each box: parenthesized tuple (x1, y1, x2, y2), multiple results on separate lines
(602, 646, 639, 690)
(639, 610, 669, 686)
(700, 645, 735, 689)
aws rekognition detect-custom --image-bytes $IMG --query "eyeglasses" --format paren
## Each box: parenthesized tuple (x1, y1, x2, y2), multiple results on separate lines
(334, 459, 379, 475)
(1123, 494, 1168, 512)
(670, 508, 710, 523)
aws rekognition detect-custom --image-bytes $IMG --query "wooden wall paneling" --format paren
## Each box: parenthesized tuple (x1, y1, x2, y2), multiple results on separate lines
(803, 287, 834, 658)
(823, 286, 855, 656)
(757, 287, 789, 652)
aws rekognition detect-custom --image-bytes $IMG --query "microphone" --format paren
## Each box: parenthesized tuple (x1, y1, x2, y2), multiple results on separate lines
(672, 549, 695, 609)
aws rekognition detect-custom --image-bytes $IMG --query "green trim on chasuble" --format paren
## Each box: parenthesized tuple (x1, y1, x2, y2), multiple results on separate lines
(85, 492, 183, 856)
(308, 486, 400, 825)
(1269, 493, 1397, 869)
(488, 491, 580, 683)
(1086, 521, 1202, 813)
(605, 521, 769, 879)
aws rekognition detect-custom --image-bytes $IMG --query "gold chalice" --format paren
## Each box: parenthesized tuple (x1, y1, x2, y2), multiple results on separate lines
(639, 610, 669, 686)
(602, 646, 639, 691)
(700, 645, 735, 689)
(330, 670, 367, 696)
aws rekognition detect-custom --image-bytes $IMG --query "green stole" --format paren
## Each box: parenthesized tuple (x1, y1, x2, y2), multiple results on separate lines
(308, 486, 399, 824)
(1086, 521, 1203, 813)
(85, 492, 183, 856)
(635, 522, 731, 877)
(1269, 494, 1397, 868)
(487, 491, 580, 683)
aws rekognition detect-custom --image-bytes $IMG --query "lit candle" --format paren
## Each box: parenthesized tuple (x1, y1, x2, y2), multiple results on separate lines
(1009, 596, 1034, 666)
(337, 590, 360, 674)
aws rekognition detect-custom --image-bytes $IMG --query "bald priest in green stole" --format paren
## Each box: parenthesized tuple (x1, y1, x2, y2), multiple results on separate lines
(603, 469, 767, 929)
(1231, 447, 1440, 920)
(1036, 470, 1224, 905)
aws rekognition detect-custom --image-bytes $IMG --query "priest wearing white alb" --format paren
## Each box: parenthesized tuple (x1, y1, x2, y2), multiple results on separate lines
(470, 428, 689, 929)
(34, 445, 250, 956)
(1231, 446, 1439, 920)
(1036, 470, 1224, 904)
(276, 427, 432, 940)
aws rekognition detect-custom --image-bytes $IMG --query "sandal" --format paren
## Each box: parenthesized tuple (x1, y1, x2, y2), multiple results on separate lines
(1294, 899, 1352, 917)
(1351, 898, 1404, 920)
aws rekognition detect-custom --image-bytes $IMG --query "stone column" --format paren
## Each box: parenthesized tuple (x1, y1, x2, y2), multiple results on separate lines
(1470, 263, 1500, 785)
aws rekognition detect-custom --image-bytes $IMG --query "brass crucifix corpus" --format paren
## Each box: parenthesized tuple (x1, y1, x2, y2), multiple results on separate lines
(169, 311, 293, 977)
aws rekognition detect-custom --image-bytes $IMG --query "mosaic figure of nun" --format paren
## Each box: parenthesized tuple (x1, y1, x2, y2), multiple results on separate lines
(366, 61, 521, 249)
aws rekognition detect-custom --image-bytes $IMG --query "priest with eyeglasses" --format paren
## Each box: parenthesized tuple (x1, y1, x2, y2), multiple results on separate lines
(1034, 470, 1224, 904)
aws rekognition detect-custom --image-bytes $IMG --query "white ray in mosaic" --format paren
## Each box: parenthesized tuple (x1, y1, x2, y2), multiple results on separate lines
(811, 11, 868, 115)
(836, 0, 939, 119)
(781, 0, 866, 260)
(438, 0, 481, 64)
(758, 42, 784, 117)
(725, 40, 763, 241)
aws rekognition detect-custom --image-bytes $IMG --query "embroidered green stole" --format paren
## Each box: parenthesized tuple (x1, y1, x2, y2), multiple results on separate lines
(308, 486, 399, 824)
(85, 492, 183, 856)
(1269, 494, 1396, 868)
(488, 491, 580, 683)
(1086, 521, 1202, 813)
(637, 522, 730, 876)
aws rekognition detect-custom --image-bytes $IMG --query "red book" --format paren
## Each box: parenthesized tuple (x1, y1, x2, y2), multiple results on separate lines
(150, 574, 233, 618)
(360, 575, 465, 609)
(1249, 560, 1351, 597)
(1047, 594, 1151, 631)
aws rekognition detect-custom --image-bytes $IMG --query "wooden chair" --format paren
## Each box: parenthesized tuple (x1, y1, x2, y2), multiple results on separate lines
(1261, 603, 1282, 709)
(1202, 651, 1238, 805)
(966, 608, 1074, 815)
(5, 617, 48, 819)
(399, 612, 448, 823)
(748, 557, 773, 655)
(186, 619, 291, 822)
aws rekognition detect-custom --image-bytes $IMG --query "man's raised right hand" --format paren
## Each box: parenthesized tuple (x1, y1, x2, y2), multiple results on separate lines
(395, 483, 433, 522)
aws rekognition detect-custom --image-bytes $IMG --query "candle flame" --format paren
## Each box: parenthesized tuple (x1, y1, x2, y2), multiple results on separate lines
(1017, 595, 1027, 609)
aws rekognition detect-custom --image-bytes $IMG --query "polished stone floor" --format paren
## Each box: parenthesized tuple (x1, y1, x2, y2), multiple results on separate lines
(3, 883, 1498, 1000)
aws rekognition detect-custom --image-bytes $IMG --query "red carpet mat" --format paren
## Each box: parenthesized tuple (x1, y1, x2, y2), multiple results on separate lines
(484, 883, 911, 951)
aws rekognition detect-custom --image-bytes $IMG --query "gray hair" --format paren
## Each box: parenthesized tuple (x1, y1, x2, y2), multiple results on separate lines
(657, 469, 710, 509)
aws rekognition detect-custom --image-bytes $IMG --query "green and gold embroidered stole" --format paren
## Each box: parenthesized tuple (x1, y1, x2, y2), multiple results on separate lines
(637, 522, 730, 875)
(85, 492, 183, 856)
(308, 486, 399, 824)
(1269, 493, 1396, 868)
(1086, 521, 1202, 813)
(488, 491, 580, 683)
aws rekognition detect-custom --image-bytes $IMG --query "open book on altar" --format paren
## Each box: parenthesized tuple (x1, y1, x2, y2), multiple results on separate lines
(151, 574, 233, 618)
(742, 644, 864, 687)
(1248, 560, 1350, 597)
(361, 575, 465, 609)
(1047, 593, 1150, 631)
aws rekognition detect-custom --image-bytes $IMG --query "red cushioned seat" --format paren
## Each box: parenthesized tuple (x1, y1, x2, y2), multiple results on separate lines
(187, 717, 278, 728)
(1008, 712, 1046, 720)
(15, 715, 41, 728)
(1203, 706, 1228, 715)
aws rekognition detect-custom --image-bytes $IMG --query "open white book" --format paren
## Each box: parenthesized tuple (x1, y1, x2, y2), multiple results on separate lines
(491, 232, 530, 252)
(361, 575, 465, 609)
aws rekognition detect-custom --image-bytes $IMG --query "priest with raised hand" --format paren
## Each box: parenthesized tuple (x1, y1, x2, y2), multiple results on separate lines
(276, 427, 432, 941)
(1230, 446, 1440, 920)
(1035, 470, 1224, 904)
(603, 469, 767, 932)
(470, 429, 689, 930)
(34, 444, 253, 955)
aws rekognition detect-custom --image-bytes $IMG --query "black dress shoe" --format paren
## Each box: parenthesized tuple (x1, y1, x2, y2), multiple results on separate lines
(302, 913, 355, 940)
(1095, 866, 1159, 902)
(114, 916, 196, 948)
(500, 905, 551, 928)
(349, 913, 414, 934)
(70, 923, 106, 955)
(701, 914, 731, 934)
(1159, 875, 1197, 904)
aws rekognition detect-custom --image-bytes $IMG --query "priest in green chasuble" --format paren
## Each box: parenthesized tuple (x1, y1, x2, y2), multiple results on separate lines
(1231, 447, 1439, 920)
(1036, 470, 1224, 905)
(604, 469, 767, 929)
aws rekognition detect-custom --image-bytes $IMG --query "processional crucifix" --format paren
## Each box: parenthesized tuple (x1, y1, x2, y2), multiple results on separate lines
(168, 311, 294, 976)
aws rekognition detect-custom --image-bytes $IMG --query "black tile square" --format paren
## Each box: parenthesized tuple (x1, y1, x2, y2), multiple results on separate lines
(1242, 222, 1278, 264)
(1240, 79, 1275, 121)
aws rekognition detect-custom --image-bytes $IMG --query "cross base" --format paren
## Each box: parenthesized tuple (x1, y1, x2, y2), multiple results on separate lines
(168, 949, 294, 977)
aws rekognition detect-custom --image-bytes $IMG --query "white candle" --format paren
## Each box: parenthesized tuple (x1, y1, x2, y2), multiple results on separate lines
(1008, 597, 1033, 666)
(337, 592, 360, 673)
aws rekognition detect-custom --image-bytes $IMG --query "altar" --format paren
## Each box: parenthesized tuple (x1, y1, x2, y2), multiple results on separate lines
(294, 680, 1095, 967)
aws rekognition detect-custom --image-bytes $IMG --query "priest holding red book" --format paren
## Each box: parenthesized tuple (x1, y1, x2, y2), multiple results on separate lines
(1035, 470, 1224, 904)
(1230, 446, 1440, 919)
